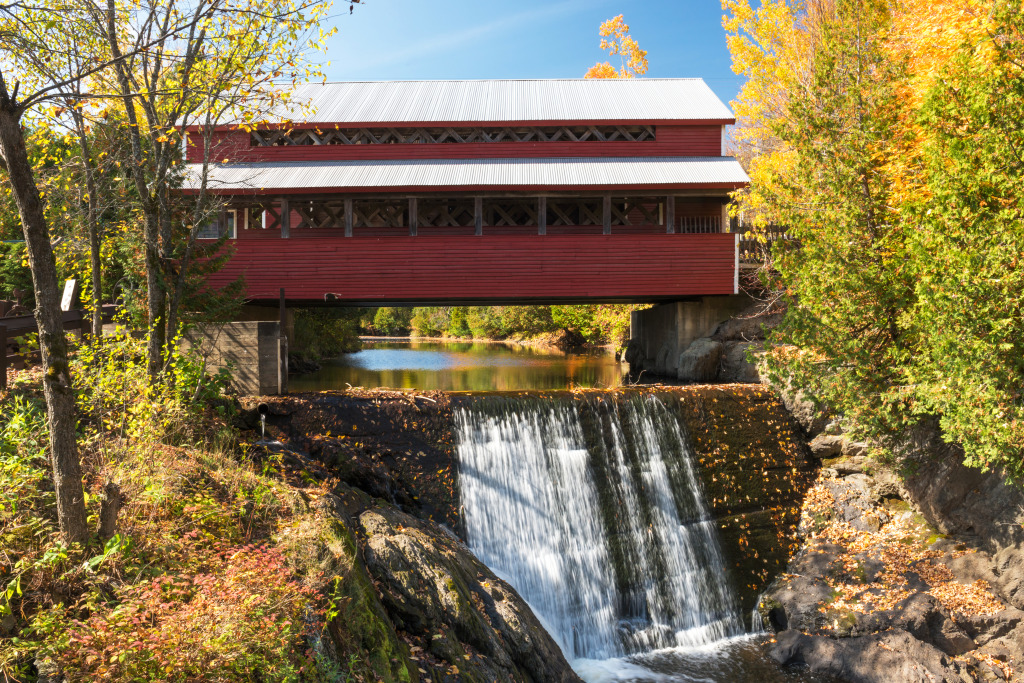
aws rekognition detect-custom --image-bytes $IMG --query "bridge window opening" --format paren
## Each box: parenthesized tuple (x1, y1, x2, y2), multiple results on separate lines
(610, 197, 664, 226)
(292, 199, 347, 230)
(676, 215, 722, 233)
(353, 199, 408, 236)
(546, 198, 604, 227)
(249, 125, 657, 147)
(417, 198, 476, 231)
(195, 209, 237, 239)
(484, 199, 538, 228)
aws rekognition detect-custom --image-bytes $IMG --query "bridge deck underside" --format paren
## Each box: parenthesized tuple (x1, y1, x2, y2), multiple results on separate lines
(207, 234, 737, 305)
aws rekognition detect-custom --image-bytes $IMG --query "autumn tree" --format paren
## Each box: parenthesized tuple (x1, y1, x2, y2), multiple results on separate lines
(725, 0, 1024, 476)
(585, 14, 648, 79)
(92, 0, 336, 382)
(724, 0, 916, 435)
(904, 1, 1024, 476)
(0, 1, 126, 543)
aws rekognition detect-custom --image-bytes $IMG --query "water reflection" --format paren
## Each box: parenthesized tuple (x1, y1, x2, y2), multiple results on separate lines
(288, 340, 627, 392)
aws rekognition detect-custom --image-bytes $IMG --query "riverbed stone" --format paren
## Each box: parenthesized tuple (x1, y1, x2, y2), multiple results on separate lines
(676, 337, 722, 382)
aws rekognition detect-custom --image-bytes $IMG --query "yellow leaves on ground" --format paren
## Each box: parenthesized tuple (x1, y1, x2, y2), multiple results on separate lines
(584, 14, 648, 79)
(802, 475, 1006, 623)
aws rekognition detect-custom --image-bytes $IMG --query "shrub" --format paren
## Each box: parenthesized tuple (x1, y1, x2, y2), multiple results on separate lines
(60, 545, 322, 681)
(293, 308, 361, 360)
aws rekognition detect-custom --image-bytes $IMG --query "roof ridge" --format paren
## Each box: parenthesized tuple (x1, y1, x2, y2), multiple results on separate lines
(302, 78, 708, 85)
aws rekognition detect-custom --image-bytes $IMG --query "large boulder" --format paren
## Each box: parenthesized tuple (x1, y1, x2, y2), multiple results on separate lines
(359, 505, 581, 683)
(623, 338, 646, 368)
(770, 629, 975, 683)
(720, 341, 762, 383)
(676, 338, 723, 382)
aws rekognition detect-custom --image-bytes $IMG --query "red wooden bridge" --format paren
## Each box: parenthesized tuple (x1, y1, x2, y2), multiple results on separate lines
(187, 79, 748, 305)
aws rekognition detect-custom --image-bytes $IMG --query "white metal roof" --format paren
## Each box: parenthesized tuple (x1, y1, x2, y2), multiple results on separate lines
(266, 79, 733, 124)
(186, 156, 749, 191)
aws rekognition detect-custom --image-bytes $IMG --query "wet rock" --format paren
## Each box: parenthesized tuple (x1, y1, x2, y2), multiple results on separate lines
(770, 629, 974, 683)
(760, 542, 844, 632)
(359, 505, 581, 683)
(676, 338, 722, 382)
(624, 338, 646, 367)
(720, 341, 762, 383)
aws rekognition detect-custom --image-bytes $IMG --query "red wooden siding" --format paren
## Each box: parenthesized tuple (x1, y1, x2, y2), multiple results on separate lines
(204, 234, 737, 303)
(187, 125, 723, 163)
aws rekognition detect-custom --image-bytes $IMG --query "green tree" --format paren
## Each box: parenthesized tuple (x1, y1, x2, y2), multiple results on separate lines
(410, 307, 450, 337)
(448, 307, 471, 338)
(372, 307, 412, 336)
(905, 2, 1024, 475)
(727, 0, 916, 439)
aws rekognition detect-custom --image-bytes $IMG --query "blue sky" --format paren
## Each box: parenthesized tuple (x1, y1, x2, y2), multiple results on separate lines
(320, 0, 745, 110)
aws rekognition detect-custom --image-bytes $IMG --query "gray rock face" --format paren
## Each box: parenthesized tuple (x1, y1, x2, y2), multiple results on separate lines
(720, 341, 762, 383)
(770, 629, 975, 683)
(809, 435, 844, 459)
(676, 337, 723, 382)
(710, 309, 784, 342)
(623, 338, 645, 368)
(896, 419, 1024, 551)
(773, 382, 831, 437)
(359, 505, 582, 683)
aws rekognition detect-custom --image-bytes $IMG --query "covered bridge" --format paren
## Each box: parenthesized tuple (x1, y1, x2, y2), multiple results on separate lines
(186, 78, 749, 305)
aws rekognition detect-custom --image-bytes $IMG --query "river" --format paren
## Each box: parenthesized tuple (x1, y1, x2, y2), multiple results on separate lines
(289, 339, 630, 392)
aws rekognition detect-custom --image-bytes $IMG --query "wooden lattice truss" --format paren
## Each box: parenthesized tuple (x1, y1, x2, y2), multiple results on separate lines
(233, 196, 724, 233)
(251, 125, 657, 147)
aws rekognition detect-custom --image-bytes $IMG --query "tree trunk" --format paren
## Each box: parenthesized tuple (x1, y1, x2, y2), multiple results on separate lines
(73, 112, 103, 337)
(0, 95, 88, 544)
(144, 212, 165, 380)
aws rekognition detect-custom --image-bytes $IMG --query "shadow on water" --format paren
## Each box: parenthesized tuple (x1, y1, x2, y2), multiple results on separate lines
(289, 340, 629, 392)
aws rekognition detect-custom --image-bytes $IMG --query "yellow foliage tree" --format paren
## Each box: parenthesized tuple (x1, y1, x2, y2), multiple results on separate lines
(585, 15, 649, 79)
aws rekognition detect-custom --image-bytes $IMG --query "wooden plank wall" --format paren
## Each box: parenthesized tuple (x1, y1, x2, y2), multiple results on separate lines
(204, 233, 737, 302)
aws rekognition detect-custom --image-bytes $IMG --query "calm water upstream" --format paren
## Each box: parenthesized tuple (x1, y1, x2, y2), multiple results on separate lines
(288, 339, 628, 392)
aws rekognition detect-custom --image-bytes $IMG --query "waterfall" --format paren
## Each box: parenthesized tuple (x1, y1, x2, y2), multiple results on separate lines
(456, 392, 745, 664)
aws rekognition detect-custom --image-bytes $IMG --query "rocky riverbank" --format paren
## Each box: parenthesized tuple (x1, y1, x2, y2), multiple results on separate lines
(760, 397, 1024, 683)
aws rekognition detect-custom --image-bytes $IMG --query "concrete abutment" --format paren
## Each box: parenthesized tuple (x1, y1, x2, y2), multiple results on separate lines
(628, 295, 754, 379)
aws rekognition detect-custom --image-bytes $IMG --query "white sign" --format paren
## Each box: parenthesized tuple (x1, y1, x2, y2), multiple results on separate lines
(60, 279, 79, 312)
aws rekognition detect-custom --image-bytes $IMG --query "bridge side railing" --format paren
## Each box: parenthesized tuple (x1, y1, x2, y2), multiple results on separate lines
(730, 220, 797, 267)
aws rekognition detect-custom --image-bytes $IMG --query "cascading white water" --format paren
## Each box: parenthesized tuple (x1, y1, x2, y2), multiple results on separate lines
(456, 393, 744, 664)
